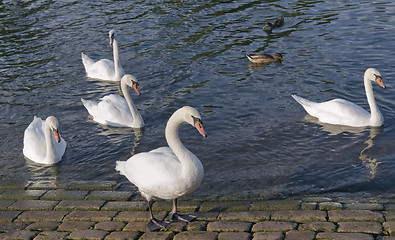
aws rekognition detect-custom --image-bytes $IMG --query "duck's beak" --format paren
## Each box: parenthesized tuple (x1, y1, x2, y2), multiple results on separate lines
(133, 83, 141, 95)
(53, 130, 61, 143)
(376, 76, 386, 88)
(263, 24, 268, 30)
(194, 119, 207, 138)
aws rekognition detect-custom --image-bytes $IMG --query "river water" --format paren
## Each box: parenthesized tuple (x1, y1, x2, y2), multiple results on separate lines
(2, 0, 395, 199)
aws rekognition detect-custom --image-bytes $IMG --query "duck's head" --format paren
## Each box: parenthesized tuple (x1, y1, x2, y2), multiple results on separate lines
(274, 53, 283, 61)
(366, 68, 385, 88)
(121, 74, 141, 95)
(46, 116, 61, 143)
(263, 22, 273, 30)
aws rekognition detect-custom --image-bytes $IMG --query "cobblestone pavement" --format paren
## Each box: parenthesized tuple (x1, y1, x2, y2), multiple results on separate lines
(1, 181, 395, 240)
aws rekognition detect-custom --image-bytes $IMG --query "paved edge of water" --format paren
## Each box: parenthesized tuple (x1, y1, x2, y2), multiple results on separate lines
(1, 181, 395, 240)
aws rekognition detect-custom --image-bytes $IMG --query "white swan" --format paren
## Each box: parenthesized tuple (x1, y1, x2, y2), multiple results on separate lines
(23, 116, 66, 165)
(292, 68, 385, 127)
(81, 29, 125, 81)
(81, 74, 145, 128)
(115, 106, 207, 231)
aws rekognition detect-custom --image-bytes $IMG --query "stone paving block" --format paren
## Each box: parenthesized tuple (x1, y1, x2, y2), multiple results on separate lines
(102, 201, 147, 211)
(0, 181, 30, 190)
(192, 211, 220, 221)
(41, 190, 89, 200)
(95, 221, 125, 231)
(139, 231, 174, 240)
(58, 221, 95, 231)
(200, 201, 250, 212)
(155, 200, 200, 212)
(86, 190, 134, 201)
(219, 211, 270, 222)
(68, 181, 120, 190)
(0, 210, 21, 222)
(8, 200, 58, 210)
(55, 200, 105, 210)
(0, 230, 38, 240)
(27, 180, 69, 190)
(33, 231, 70, 240)
(104, 231, 141, 240)
(328, 210, 384, 222)
(383, 221, 395, 235)
(15, 210, 69, 222)
(252, 221, 297, 232)
(173, 231, 218, 240)
(0, 190, 46, 200)
(315, 232, 374, 240)
(386, 204, 395, 211)
(252, 232, 284, 240)
(303, 197, 333, 202)
(218, 232, 251, 240)
(167, 221, 187, 232)
(0, 222, 29, 231)
(285, 230, 315, 240)
(187, 221, 208, 231)
(68, 229, 109, 240)
(319, 201, 343, 210)
(250, 200, 301, 210)
(301, 202, 317, 210)
(298, 221, 336, 232)
(64, 210, 117, 221)
(123, 221, 147, 232)
(26, 221, 61, 231)
(271, 210, 327, 222)
(344, 203, 384, 211)
(113, 211, 167, 222)
(338, 221, 382, 234)
(0, 200, 14, 210)
(207, 221, 252, 232)
(385, 212, 395, 221)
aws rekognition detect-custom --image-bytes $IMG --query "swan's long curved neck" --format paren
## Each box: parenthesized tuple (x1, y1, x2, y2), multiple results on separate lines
(121, 82, 144, 127)
(165, 112, 191, 164)
(44, 121, 55, 164)
(113, 38, 121, 81)
(365, 76, 383, 125)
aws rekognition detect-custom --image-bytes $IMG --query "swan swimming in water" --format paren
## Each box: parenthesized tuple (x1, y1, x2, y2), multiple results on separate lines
(115, 106, 207, 231)
(81, 74, 144, 128)
(81, 29, 125, 81)
(292, 68, 385, 127)
(23, 116, 66, 165)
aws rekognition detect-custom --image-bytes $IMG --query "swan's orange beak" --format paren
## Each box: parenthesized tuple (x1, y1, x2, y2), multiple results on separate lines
(53, 130, 61, 143)
(376, 77, 386, 88)
(194, 120, 207, 138)
(133, 83, 141, 95)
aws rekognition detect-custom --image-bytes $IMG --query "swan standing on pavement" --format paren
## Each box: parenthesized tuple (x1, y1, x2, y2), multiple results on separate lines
(81, 74, 144, 128)
(292, 68, 385, 127)
(23, 116, 66, 165)
(116, 106, 207, 231)
(81, 29, 125, 81)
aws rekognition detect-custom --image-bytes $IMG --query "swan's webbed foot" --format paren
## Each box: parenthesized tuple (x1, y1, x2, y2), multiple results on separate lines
(147, 218, 169, 231)
(169, 212, 196, 223)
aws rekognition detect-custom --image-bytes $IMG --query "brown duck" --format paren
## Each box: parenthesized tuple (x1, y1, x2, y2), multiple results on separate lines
(263, 17, 284, 31)
(246, 53, 283, 64)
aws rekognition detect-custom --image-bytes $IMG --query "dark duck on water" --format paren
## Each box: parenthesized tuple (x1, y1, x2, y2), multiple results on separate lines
(263, 17, 284, 31)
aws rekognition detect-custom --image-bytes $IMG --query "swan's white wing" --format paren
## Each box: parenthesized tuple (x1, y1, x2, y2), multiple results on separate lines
(116, 147, 183, 199)
(293, 95, 370, 127)
(23, 117, 46, 161)
(82, 95, 134, 127)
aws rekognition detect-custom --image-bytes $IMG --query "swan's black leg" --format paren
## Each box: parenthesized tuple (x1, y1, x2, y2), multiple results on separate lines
(169, 198, 196, 222)
(146, 200, 168, 231)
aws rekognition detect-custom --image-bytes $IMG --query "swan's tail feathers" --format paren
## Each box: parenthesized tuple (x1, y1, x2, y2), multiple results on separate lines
(81, 98, 96, 115)
(292, 95, 314, 107)
(81, 52, 95, 68)
(246, 55, 253, 61)
(115, 161, 127, 176)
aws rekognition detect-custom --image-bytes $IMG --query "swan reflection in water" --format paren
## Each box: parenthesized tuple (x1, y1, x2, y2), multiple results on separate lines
(302, 115, 382, 179)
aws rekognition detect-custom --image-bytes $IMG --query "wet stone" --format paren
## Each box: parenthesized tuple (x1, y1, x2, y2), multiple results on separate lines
(338, 221, 382, 234)
(26, 221, 61, 231)
(207, 221, 252, 232)
(344, 203, 384, 211)
(271, 210, 327, 222)
(0, 190, 46, 200)
(55, 200, 105, 210)
(252, 221, 297, 232)
(252, 232, 284, 240)
(328, 210, 384, 222)
(0, 200, 14, 210)
(250, 200, 301, 210)
(0, 230, 38, 240)
(0, 222, 30, 231)
(139, 231, 174, 240)
(319, 202, 343, 210)
(86, 190, 134, 201)
(104, 231, 141, 240)
(64, 210, 117, 221)
(58, 221, 95, 231)
(298, 221, 336, 232)
(102, 201, 147, 211)
(200, 201, 250, 212)
(33, 231, 70, 240)
(219, 211, 270, 222)
(8, 200, 58, 210)
(15, 211, 69, 222)
(173, 231, 218, 240)
(315, 232, 374, 240)
(218, 232, 252, 240)
(285, 230, 315, 240)
(0, 210, 21, 222)
(123, 221, 148, 232)
(41, 190, 89, 200)
(67, 229, 109, 240)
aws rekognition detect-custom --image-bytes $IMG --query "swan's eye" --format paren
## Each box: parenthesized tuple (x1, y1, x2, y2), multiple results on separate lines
(374, 74, 382, 80)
